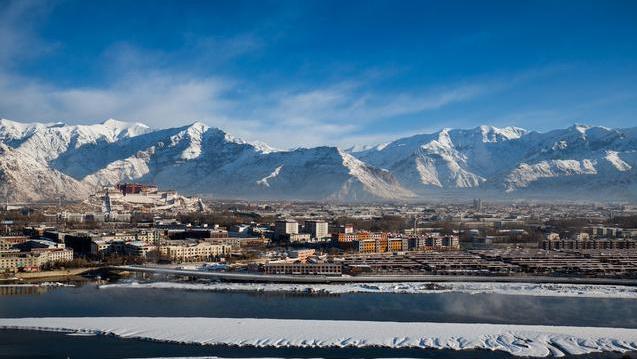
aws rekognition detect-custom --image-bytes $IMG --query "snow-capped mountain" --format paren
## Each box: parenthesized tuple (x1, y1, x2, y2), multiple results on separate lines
(0, 118, 635, 202)
(0, 118, 410, 202)
(354, 124, 637, 200)
(0, 118, 152, 163)
(0, 143, 91, 202)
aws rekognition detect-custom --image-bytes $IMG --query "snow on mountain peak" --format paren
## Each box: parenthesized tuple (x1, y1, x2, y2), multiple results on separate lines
(101, 118, 152, 139)
(573, 124, 592, 134)
(102, 118, 150, 130)
(1, 118, 636, 201)
(0, 118, 49, 141)
(477, 125, 527, 142)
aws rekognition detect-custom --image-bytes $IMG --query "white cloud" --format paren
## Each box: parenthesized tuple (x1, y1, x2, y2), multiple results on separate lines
(0, 0, 526, 149)
(0, 63, 503, 149)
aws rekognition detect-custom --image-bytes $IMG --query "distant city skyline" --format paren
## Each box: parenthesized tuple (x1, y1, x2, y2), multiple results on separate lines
(0, 0, 636, 149)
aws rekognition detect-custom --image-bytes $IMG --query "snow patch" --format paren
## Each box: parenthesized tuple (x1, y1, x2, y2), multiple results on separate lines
(605, 151, 632, 172)
(98, 281, 637, 299)
(505, 159, 598, 191)
(256, 165, 283, 187)
(2, 317, 637, 357)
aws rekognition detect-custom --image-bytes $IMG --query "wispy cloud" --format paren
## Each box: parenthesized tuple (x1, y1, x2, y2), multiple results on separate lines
(0, 37, 510, 149)
(0, 0, 55, 67)
(0, 0, 603, 150)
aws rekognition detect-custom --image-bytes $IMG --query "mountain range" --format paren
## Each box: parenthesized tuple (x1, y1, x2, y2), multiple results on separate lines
(1, 118, 635, 202)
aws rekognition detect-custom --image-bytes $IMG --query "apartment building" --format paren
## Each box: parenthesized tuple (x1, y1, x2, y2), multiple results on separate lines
(304, 220, 329, 240)
(0, 248, 73, 273)
(160, 242, 232, 262)
(274, 219, 299, 240)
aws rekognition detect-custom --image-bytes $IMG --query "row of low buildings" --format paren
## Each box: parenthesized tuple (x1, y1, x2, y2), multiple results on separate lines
(35, 226, 241, 263)
(272, 219, 460, 253)
(263, 262, 342, 276)
(334, 231, 460, 253)
(0, 236, 74, 273)
(540, 236, 637, 250)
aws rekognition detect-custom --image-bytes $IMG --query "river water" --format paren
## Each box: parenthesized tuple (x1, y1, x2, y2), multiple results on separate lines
(1, 280, 636, 358)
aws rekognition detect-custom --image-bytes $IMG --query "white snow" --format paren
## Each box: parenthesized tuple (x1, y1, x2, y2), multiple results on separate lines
(336, 149, 414, 200)
(505, 159, 598, 191)
(0, 143, 91, 201)
(1, 118, 636, 201)
(98, 281, 637, 299)
(0, 118, 152, 163)
(82, 149, 153, 187)
(605, 151, 632, 172)
(256, 165, 283, 187)
(1, 317, 637, 357)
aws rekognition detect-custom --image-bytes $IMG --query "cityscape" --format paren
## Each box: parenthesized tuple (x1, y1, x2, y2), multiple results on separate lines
(3, 184, 637, 281)
(1, 0, 637, 358)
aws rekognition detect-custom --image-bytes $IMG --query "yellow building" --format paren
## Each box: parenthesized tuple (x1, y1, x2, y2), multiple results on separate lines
(160, 242, 232, 262)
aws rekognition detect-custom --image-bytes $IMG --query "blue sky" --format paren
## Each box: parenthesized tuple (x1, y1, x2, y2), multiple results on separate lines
(0, 0, 636, 148)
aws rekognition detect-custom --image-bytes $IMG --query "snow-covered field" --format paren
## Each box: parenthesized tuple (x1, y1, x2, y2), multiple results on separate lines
(99, 280, 637, 299)
(1, 317, 637, 357)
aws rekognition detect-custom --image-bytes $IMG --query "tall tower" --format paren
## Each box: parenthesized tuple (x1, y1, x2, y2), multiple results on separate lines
(102, 190, 112, 215)
(473, 198, 483, 211)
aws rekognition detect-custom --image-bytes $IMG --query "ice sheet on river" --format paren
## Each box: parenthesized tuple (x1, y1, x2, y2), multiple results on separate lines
(1, 317, 637, 357)
(99, 281, 637, 298)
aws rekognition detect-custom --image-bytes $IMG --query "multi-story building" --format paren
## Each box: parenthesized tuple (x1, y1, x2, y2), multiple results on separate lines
(167, 228, 229, 240)
(333, 231, 387, 243)
(288, 233, 311, 243)
(352, 239, 377, 253)
(90, 239, 126, 258)
(37, 248, 74, 263)
(135, 230, 160, 243)
(304, 220, 329, 240)
(288, 249, 316, 261)
(406, 235, 460, 251)
(473, 198, 483, 211)
(337, 232, 390, 253)
(274, 220, 298, 240)
(330, 224, 354, 234)
(160, 242, 232, 262)
(125, 241, 153, 258)
(0, 236, 30, 249)
(0, 248, 73, 273)
(63, 233, 94, 256)
(586, 226, 624, 238)
(441, 235, 460, 249)
(388, 237, 409, 252)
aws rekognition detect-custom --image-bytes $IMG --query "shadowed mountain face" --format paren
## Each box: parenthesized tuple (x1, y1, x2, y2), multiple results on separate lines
(1, 118, 635, 202)
(353, 125, 637, 201)
(0, 119, 411, 202)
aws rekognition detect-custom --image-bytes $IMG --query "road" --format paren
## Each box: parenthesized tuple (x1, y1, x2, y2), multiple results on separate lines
(114, 265, 637, 286)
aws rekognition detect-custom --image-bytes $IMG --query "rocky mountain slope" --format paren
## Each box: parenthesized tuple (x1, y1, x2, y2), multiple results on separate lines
(1, 118, 635, 202)
(0, 119, 411, 202)
(354, 124, 637, 200)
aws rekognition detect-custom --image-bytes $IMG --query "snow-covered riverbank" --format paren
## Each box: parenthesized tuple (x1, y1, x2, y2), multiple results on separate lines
(99, 280, 637, 299)
(2, 317, 636, 357)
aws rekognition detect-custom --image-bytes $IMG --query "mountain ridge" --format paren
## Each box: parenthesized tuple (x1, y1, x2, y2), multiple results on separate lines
(1, 118, 635, 202)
